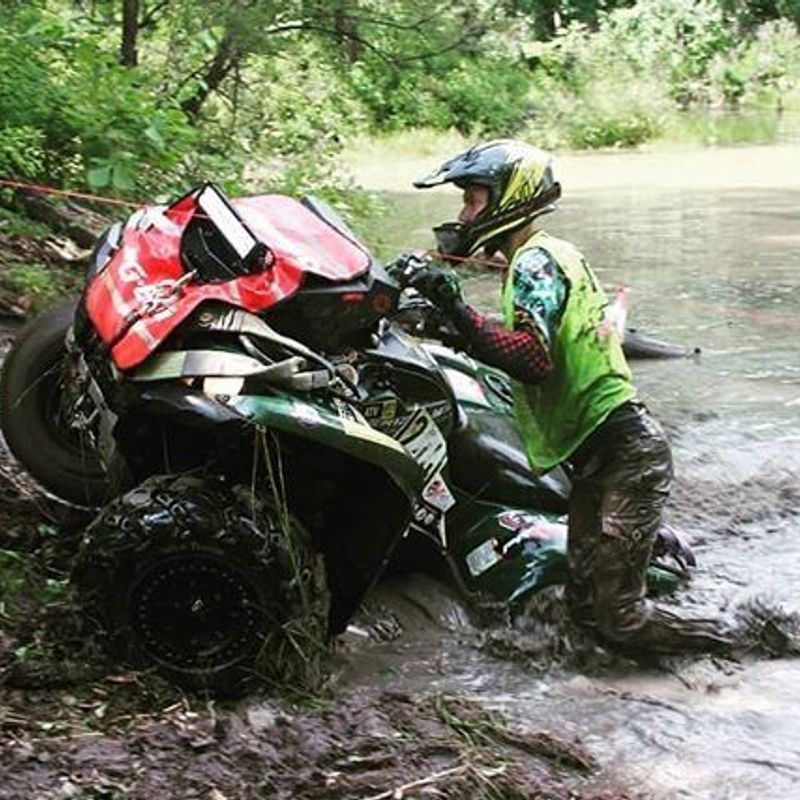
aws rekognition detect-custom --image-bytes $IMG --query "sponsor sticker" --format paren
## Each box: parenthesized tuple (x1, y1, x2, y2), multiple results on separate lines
(465, 539, 502, 577)
(443, 368, 489, 406)
(392, 407, 448, 483)
(342, 418, 405, 452)
(422, 472, 455, 513)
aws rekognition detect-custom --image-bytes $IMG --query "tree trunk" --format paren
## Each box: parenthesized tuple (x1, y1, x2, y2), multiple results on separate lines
(121, 0, 140, 67)
(534, 0, 561, 40)
(180, 30, 241, 120)
(334, 4, 361, 63)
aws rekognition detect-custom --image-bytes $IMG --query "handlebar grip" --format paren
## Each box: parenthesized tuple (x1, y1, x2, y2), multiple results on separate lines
(385, 253, 431, 288)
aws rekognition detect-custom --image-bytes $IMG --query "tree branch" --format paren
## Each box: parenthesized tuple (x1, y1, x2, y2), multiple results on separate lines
(263, 21, 398, 63)
(140, 0, 171, 30)
(263, 18, 479, 64)
(180, 29, 241, 119)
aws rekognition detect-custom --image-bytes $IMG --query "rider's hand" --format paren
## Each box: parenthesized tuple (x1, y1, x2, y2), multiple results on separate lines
(385, 252, 431, 285)
(408, 266, 462, 310)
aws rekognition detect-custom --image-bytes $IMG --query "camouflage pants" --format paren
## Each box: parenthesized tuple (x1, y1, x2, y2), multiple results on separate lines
(566, 402, 730, 653)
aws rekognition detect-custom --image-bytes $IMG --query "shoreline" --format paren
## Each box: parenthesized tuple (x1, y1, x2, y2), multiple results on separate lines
(341, 141, 800, 193)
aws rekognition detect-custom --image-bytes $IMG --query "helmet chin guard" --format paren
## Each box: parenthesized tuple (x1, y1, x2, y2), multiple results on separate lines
(432, 222, 469, 259)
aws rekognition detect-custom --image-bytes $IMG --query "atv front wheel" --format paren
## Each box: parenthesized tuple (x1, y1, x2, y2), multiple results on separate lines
(73, 474, 328, 695)
(0, 300, 108, 506)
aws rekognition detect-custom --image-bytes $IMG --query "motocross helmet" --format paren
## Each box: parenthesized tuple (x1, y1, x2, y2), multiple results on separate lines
(414, 139, 561, 258)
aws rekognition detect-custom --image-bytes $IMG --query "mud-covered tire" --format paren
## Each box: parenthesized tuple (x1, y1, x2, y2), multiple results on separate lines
(73, 474, 328, 695)
(0, 300, 107, 506)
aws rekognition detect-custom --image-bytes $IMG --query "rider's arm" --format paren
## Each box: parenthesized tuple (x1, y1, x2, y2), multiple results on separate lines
(449, 248, 567, 384)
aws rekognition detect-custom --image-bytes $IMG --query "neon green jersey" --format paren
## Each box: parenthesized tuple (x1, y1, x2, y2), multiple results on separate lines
(502, 230, 635, 471)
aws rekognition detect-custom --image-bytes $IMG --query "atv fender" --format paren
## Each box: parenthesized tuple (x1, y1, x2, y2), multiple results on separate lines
(231, 394, 428, 633)
(231, 394, 425, 503)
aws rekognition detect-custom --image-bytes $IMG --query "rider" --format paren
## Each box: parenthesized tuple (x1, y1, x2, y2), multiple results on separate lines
(409, 139, 731, 654)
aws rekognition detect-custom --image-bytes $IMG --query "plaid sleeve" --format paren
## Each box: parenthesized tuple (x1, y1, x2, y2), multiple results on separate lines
(445, 248, 567, 384)
(450, 304, 553, 384)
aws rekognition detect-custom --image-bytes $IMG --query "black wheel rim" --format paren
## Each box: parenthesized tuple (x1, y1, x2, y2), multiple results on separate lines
(131, 553, 267, 674)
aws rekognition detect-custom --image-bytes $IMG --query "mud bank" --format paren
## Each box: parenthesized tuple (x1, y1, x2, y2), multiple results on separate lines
(0, 677, 633, 800)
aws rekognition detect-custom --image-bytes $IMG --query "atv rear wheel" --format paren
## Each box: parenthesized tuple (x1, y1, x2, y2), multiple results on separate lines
(0, 300, 108, 506)
(73, 474, 328, 695)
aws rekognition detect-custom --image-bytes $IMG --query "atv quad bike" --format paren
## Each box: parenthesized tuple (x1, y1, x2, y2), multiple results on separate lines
(0, 184, 693, 692)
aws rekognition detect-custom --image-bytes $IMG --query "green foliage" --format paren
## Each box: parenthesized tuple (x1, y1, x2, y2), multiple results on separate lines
(347, 51, 535, 134)
(516, 0, 800, 149)
(0, 7, 77, 184)
(63, 43, 199, 196)
(0, 262, 80, 314)
(1, 0, 800, 216)
(565, 110, 662, 148)
(720, 0, 800, 33)
(0, 4, 198, 197)
(6, 265, 58, 299)
(0, 548, 69, 625)
(0, 126, 48, 182)
(0, 207, 53, 239)
(718, 19, 800, 109)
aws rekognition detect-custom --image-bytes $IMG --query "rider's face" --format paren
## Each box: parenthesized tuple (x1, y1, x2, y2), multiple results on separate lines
(458, 184, 489, 224)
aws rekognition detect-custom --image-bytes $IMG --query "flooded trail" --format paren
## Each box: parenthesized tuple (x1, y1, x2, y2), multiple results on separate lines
(340, 141, 800, 799)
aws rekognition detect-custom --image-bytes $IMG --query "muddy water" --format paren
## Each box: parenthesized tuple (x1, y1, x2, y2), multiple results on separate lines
(343, 143, 800, 799)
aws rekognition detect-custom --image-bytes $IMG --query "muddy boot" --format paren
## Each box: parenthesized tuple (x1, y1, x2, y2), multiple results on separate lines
(593, 533, 733, 655)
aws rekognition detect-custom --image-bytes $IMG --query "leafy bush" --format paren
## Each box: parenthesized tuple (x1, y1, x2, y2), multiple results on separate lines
(565, 110, 662, 148)
(346, 47, 536, 136)
(0, 126, 48, 182)
(63, 43, 199, 195)
(514, 0, 800, 150)
(719, 19, 800, 110)
(0, 5, 199, 197)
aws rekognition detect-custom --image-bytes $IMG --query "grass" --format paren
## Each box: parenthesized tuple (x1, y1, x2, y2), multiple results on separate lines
(250, 428, 329, 695)
(0, 205, 84, 313)
(655, 107, 784, 148)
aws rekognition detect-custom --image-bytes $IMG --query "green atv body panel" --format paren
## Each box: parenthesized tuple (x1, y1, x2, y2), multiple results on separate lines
(230, 393, 426, 503)
(447, 495, 680, 602)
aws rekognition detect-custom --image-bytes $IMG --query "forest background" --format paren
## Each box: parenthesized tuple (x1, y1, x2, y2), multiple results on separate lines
(1, 0, 799, 247)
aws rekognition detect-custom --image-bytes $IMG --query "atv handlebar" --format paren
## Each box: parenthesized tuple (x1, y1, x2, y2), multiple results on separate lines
(385, 253, 468, 349)
(384, 252, 432, 289)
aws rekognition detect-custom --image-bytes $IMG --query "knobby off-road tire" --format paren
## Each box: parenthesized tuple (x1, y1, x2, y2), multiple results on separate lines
(0, 300, 107, 506)
(73, 474, 328, 695)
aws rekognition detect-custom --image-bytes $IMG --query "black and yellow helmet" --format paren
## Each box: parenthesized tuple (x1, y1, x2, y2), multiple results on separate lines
(414, 139, 561, 258)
